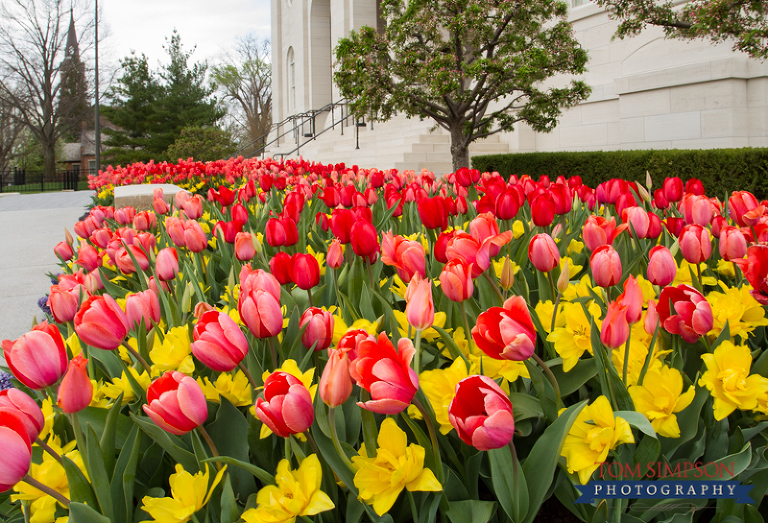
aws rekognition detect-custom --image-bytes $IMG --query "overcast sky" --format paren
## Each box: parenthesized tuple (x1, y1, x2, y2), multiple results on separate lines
(97, 0, 271, 70)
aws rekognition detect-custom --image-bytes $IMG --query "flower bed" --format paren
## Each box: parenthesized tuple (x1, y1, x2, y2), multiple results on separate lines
(2, 159, 768, 523)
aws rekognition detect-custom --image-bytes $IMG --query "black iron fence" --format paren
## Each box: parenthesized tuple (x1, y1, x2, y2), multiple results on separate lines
(0, 168, 92, 193)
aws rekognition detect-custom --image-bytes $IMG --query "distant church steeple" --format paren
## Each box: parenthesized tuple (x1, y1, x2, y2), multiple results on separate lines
(59, 8, 89, 141)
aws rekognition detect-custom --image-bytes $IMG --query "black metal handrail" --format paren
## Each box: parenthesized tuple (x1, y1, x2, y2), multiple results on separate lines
(273, 110, 360, 160)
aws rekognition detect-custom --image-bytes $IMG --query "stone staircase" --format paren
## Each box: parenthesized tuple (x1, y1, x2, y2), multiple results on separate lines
(264, 112, 509, 174)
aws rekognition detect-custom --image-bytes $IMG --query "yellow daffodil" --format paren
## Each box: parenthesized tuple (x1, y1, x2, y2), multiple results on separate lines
(699, 341, 768, 420)
(560, 396, 635, 484)
(609, 328, 667, 387)
(393, 310, 447, 343)
(492, 257, 520, 282)
(629, 365, 694, 438)
(65, 333, 82, 357)
(706, 284, 768, 341)
(442, 327, 529, 383)
(89, 379, 110, 408)
(511, 220, 525, 239)
(13, 434, 87, 523)
(332, 312, 377, 345)
(101, 368, 151, 405)
(241, 454, 334, 523)
(567, 239, 584, 255)
(673, 260, 717, 287)
(635, 275, 657, 305)
(140, 464, 227, 523)
(409, 358, 469, 434)
(562, 275, 603, 303)
(37, 398, 55, 441)
(197, 370, 253, 406)
(353, 418, 442, 515)
(149, 326, 195, 377)
(306, 245, 326, 277)
(560, 256, 582, 279)
(534, 300, 564, 334)
(381, 274, 409, 299)
(547, 302, 602, 371)
(716, 260, 736, 278)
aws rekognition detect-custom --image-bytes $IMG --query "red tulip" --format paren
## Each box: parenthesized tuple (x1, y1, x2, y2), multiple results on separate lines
(144, 371, 208, 435)
(734, 246, 768, 304)
(531, 192, 555, 227)
(664, 217, 685, 238)
(192, 310, 249, 372)
(125, 290, 161, 332)
(254, 372, 314, 437)
(646, 212, 663, 239)
(74, 295, 130, 350)
(434, 230, 454, 264)
(299, 307, 334, 352)
(405, 275, 434, 331)
(232, 203, 249, 224)
(653, 188, 669, 209)
(57, 355, 93, 414)
(472, 296, 536, 361)
(350, 333, 419, 414)
(550, 183, 573, 215)
(656, 285, 713, 343)
(319, 348, 354, 407)
(0, 409, 32, 492)
(590, 245, 622, 288)
(685, 178, 705, 196)
(337, 329, 373, 361)
(439, 258, 474, 302)
(269, 252, 294, 285)
(350, 220, 379, 263)
(0, 389, 45, 442)
(115, 244, 150, 274)
(214, 220, 244, 244)
(330, 208, 355, 243)
(528, 233, 560, 273)
(495, 188, 521, 220)
(291, 253, 321, 290)
(417, 196, 449, 231)
(156, 247, 179, 281)
(449, 375, 514, 451)
(729, 191, 760, 227)
(678, 224, 711, 264)
(75, 244, 102, 273)
(600, 301, 630, 349)
(662, 177, 683, 203)
(3, 322, 68, 390)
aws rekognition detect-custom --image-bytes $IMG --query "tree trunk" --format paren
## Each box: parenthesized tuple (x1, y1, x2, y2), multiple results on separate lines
(43, 139, 56, 181)
(449, 125, 469, 172)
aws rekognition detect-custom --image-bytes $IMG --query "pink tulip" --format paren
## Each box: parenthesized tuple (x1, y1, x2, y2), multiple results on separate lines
(234, 232, 256, 261)
(622, 207, 650, 238)
(238, 285, 283, 339)
(679, 225, 711, 264)
(192, 310, 249, 372)
(617, 275, 643, 324)
(299, 307, 334, 352)
(600, 301, 630, 349)
(719, 226, 747, 261)
(57, 355, 93, 414)
(184, 220, 208, 253)
(115, 245, 150, 274)
(74, 295, 129, 350)
(0, 409, 32, 492)
(656, 285, 713, 343)
(380, 232, 426, 283)
(319, 348, 354, 407)
(449, 375, 514, 451)
(439, 258, 474, 302)
(125, 290, 161, 332)
(156, 247, 179, 281)
(2, 322, 68, 389)
(0, 389, 45, 442)
(48, 285, 81, 323)
(54, 241, 74, 261)
(350, 333, 419, 414)
(144, 371, 208, 436)
(327, 239, 344, 269)
(590, 245, 622, 288)
(647, 245, 677, 286)
(254, 372, 314, 437)
(528, 233, 560, 273)
(405, 275, 434, 331)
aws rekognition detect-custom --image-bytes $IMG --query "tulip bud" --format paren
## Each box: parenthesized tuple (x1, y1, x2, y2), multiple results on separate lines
(319, 348, 354, 407)
(54, 241, 74, 261)
(644, 300, 659, 336)
(556, 260, 569, 293)
(125, 290, 161, 333)
(57, 355, 93, 413)
(646, 171, 653, 190)
(65, 228, 74, 245)
(292, 253, 321, 290)
(500, 257, 515, 291)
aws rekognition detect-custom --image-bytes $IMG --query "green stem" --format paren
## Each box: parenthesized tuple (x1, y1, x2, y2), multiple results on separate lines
(269, 337, 279, 370)
(550, 293, 561, 333)
(35, 437, 63, 464)
(307, 288, 314, 307)
(482, 271, 505, 305)
(622, 326, 632, 385)
(413, 398, 444, 483)
(414, 329, 423, 374)
(530, 352, 561, 407)
(22, 475, 70, 506)
(196, 425, 222, 470)
(458, 302, 474, 370)
(328, 407, 355, 472)
(238, 361, 259, 398)
(120, 340, 152, 375)
(408, 491, 419, 523)
(547, 271, 557, 302)
(303, 430, 321, 457)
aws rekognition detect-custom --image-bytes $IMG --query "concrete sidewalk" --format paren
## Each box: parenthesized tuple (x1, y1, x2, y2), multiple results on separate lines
(0, 191, 94, 345)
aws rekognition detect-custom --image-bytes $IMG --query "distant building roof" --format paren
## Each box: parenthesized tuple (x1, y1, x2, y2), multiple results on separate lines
(61, 142, 81, 162)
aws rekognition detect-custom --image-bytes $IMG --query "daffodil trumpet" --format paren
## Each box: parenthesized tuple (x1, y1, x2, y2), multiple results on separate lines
(120, 340, 152, 375)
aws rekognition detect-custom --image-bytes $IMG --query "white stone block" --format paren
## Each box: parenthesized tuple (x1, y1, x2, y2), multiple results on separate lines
(581, 99, 619, 125)
(670, 79, 747, 113)
(747, 78, 768, 108)
(644, 111, 701, 141)
(560, 123, 608, 147)
(619, 89, 670, 118)
(701, 108, 751, 139)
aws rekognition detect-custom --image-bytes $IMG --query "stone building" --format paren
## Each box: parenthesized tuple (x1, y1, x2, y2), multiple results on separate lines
(266, 0, 768, 173)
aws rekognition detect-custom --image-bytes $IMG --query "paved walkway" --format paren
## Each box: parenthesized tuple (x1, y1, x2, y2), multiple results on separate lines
(0, 191, 94, 348)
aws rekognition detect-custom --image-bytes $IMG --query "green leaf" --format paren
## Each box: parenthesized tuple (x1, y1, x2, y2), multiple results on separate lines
(77, 406, 134, 449)
(62, 455, 100, 510)
(207, 398, 259, 498)
(711, 320, 731, 350)
(204, 455, 275, 486)
(614, 411, 657, 438)
(524, 359, 557, 421)
(521, 400, 588, 523)
(507, 393, 543, 421)
(489, 446, 528, 523)
(68, 502, 112, 523)
(130, 413, 198, 472)
(99, 393, 123, 476)
(550, 358, 597, 396)
(86, 424, 114, 521)
(110, 425, 141, 523)
(220, 474, 240, 523)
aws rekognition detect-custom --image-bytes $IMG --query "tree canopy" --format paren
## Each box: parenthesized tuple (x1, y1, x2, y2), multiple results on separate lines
(595, 0, 768, 60)
(334, 0, 590, 170)
(102, 31, 225, 164)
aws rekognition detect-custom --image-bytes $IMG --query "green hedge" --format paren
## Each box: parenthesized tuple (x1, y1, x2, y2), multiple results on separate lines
(471, 148, 768, 200)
